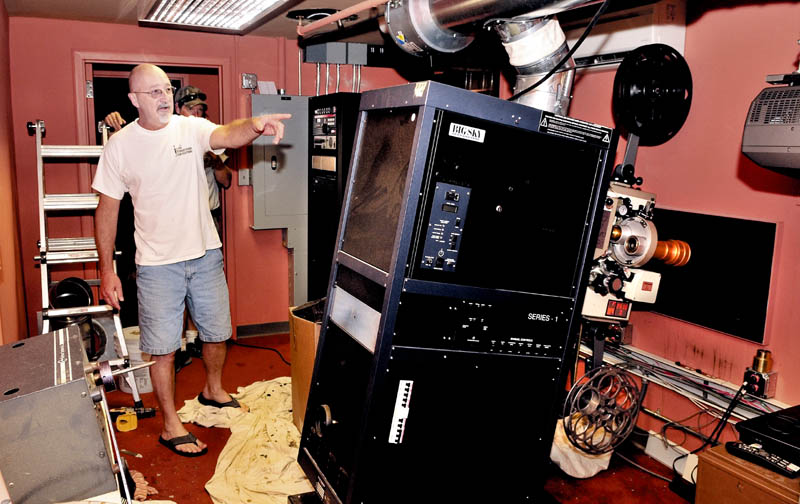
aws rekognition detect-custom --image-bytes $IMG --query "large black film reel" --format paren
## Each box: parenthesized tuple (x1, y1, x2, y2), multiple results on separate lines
(613, 43, 692, 146)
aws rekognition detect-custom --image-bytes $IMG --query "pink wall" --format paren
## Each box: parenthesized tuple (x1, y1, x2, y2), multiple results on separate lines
(186, 73, 220, 123)
(7, 4, 799, 444)
(7, 17, 407, 335)
(564, 1, 800, 440)
(0, 3, 25, 344)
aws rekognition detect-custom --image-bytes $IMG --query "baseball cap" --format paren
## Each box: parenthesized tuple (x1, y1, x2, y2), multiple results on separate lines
(175, 85, 207, 109)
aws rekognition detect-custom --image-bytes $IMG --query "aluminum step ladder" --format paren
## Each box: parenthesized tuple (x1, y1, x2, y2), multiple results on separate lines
(27, 119, 146, 407)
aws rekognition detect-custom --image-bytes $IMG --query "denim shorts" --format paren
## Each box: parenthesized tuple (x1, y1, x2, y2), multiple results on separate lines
(136, 248, 231, 355)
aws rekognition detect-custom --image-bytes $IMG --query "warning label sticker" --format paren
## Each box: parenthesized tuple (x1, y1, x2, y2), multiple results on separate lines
(538, 112, 613, 147)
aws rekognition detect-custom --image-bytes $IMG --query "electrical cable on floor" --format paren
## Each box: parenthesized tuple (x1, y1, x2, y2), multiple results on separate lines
(613, 452, 672, 483)
(598, 351, 746, 478)
(232, 340, 291, 366)
(670, 382, 747, 478)
(506, 0, 611, 102)
(659, 408, 721, 452)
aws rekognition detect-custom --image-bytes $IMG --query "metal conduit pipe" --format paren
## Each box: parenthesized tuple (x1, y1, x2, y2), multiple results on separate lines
(640, 406, 715, 445)
(429, 0, 602, 29)
(298, 48, 302, 95)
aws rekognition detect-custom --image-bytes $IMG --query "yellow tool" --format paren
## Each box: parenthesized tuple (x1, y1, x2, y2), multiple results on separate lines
(111, 407, 138, 432)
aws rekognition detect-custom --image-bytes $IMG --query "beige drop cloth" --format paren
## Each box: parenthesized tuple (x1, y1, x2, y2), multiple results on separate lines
(177, 377, 314, 504)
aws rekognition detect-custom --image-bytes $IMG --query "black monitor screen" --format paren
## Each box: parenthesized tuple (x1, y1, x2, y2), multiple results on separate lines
(645, 208, 775, 343)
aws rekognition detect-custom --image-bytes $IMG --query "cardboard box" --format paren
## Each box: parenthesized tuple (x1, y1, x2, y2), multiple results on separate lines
(289, 299, 324, 431)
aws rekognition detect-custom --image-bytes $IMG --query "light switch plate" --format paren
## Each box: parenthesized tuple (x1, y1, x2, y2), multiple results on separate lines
(238, 168, 251, 186)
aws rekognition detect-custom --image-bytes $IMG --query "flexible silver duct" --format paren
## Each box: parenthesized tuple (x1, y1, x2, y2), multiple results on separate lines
(384, 0, 599, 113)
(492, 16, 574, 114)
(385, 0, 599, 55)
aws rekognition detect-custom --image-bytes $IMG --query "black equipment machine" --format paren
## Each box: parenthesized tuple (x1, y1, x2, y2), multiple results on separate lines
(296, 81, 618, 503)
(736, 405, 800, 468)
(308, 92, 361, 301)
(0, 325, 150, 503)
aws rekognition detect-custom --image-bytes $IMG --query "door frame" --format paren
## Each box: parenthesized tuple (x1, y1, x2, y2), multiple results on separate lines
(71, 50, 241, 335)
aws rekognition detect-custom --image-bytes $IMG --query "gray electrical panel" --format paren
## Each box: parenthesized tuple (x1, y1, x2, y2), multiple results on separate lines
(251, 94, 310, 305)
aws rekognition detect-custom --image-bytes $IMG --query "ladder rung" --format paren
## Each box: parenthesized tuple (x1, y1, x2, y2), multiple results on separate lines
(41, 145, 103, 158)
(46, 305, 114, 318)
(36, 250, 99, 264)
(46, 237, 96, 251)
(43, 193, 98, 211)
(48, 278, 100, 288)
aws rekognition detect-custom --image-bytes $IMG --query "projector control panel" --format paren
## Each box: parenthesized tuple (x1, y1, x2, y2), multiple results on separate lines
(419, 183, 470, 273)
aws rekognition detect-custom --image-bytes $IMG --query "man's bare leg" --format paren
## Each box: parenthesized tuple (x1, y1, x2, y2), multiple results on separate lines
(200, 340, 248, 411)
(150, 352, 207, 454)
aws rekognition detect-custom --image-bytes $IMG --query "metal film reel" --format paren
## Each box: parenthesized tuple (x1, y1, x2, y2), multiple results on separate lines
(613, 43, 693, 147)
(562, 365, 642, 455)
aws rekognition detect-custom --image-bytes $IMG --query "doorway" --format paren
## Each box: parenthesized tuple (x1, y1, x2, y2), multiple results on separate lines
(88, 63, 224, 327)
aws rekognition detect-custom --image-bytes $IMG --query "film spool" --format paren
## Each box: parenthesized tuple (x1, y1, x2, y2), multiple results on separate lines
(562, 365, 642, 455)
(612, 43, 693, 146)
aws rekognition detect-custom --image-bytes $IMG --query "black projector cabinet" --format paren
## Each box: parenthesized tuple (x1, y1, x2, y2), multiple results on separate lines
(297, 81, 618, 504)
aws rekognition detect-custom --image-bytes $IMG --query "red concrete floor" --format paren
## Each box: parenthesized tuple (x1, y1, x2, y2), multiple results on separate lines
(106, 334, 292, 503)
(107, 334, 689, 504)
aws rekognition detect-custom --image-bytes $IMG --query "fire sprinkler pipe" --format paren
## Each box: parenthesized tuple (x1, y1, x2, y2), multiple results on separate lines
(296, 0, 386, 37)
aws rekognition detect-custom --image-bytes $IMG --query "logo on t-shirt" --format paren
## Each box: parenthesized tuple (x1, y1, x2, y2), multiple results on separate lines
(173, 145, 193, 157)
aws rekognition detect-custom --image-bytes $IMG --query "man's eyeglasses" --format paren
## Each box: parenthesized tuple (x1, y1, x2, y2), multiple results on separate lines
(132, 86, 176, 99)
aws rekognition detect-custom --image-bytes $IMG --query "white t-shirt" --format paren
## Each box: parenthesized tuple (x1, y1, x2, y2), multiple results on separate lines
(92, 115, 223, 266)
(204, 151, 228, 211)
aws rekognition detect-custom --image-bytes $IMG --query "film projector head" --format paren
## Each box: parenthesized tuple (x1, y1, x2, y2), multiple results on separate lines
(581, 44, 693, 341)
(564, 44, 694, 456)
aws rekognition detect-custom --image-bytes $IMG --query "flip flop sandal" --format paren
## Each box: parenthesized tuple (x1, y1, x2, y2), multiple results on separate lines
(197, 393, 242, 409)
(158, 432, 208, 457)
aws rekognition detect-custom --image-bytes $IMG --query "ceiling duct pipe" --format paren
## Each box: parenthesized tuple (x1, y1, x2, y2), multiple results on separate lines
(384, 0, 601, 113)
(491, 16, 574, 114)
(430, 0, 602, 30)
